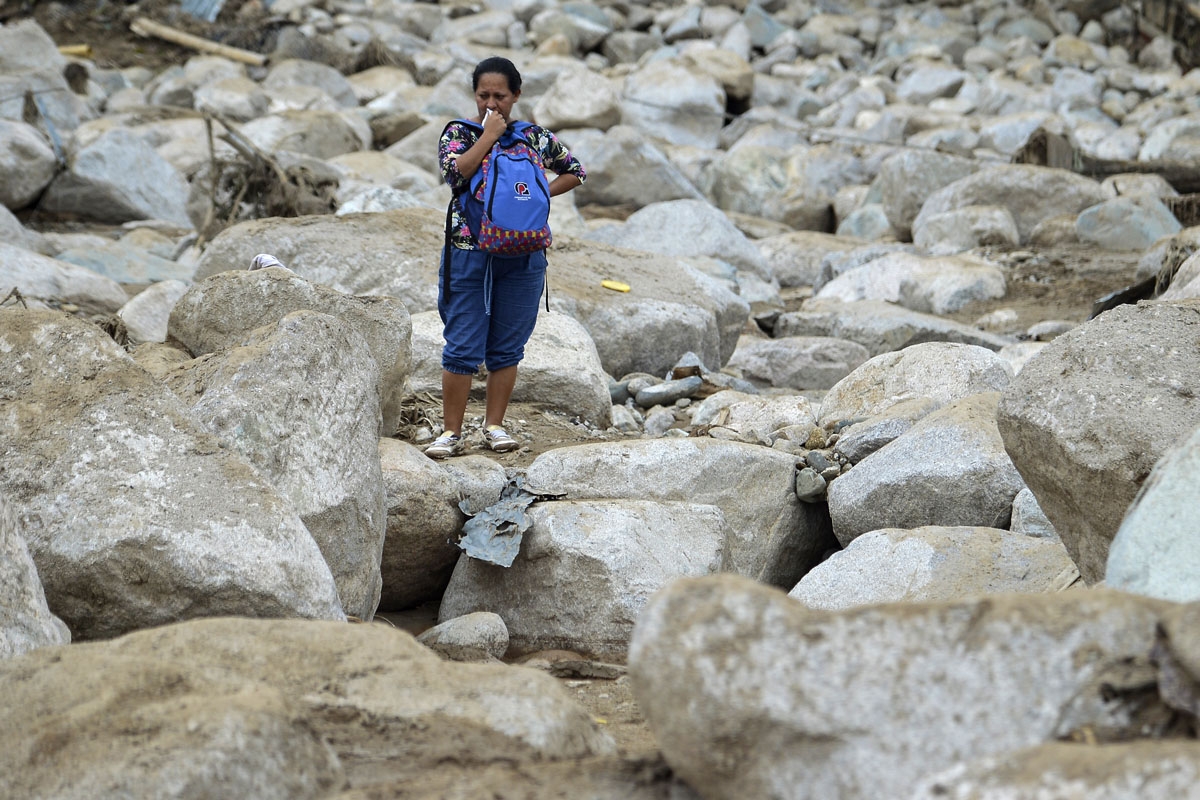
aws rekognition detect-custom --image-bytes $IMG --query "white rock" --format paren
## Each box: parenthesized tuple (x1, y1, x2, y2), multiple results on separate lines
(1011, 486, 1060, 542)
(440, 499, 729, 660)
(621, 59, 725, 149)
(378, 442, 505, 611)
(164, 311, 386, 620)
(912, 741, 1200, 800)
(0, 492, 70, 659)
(755, 231, 865, 289)
(39, 129, 191, 227)
(827, 393, 1026, 544)
(1106, 420, 1200, 602)
(914, 164, 1110, 243)
(630, 574, 1171, 800)
(407, 310, 612, 429)
(789, 525, 1078, 610)
(818, 341, 1013, 428)
(1075, 195, 1183, 251)
(776, 298, 1014, 357)
(998, 300, 1200, 584)
(0, 241, 129, 315)
(0, 120, 58, 211)
(533, 67, 621, 130)
(0, 617, 614, 796)
(0, 311, 345, 639)
(169, 266, 411, 437)
(913, 204, 1020, 255)
(118, 280, 190, 344)
(725, 334, 870, 390)
(525, 439, 835, 587)
(585, 199, 770, 281)
(417, 611, 509, 661)
(263, 58, 358, 107)
(239, 110, 366, 159)
(815, 251, 1007, 315)
(562, 126, 704, 208)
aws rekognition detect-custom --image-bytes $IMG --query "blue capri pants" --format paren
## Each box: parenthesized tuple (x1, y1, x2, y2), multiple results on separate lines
(438, 247, 547, 375)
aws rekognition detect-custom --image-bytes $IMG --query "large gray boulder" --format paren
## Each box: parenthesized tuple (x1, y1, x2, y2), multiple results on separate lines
(876, 149, 979, 239)
(0, 19, 67, 74)
(1105, 420, 1200, 603)
(998, 300, 1200, 585)
(564, 125, 704, 208)
(755, 231, 864, 289)
(0, 493, 70, 659)
(912, 741, 1200, 800)
(54, 240, 195, 284)
(813, 251, 1006, 315)
(168, 266, 412, 436)
(0, 120, 58, 211)
(775, 298, 1014, 357)
(817, 342, 1013, 428)
(724, 334, 870, 391)
(532, 67, 622, 130)
(238, 110, 367, 159)
(262, 58, 358, 107)
(1075, 195, 1183, 251)
(0, 310, 345, 639)
(630, 574, 1173, 800)
(39, 129, 191, 227)
(0, 242, 129, 315)
(164, 311, 386, 621)
(117, 280, 190, 344)
(193, 215, 397, 299)
(0, 616, 615, 797)
(621, 59, 725, 149)
(691, 392, 819, 444)
(789, 526, 1078, 611)
(827, 393, 1027, 544)
(585, 199, 771, 281)
(439, 499, 730, 660)
(913, 164, 1110, 243)
(525, 439, 835, 588)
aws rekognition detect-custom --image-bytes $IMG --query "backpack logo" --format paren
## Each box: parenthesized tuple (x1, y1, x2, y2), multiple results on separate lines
(451, 119, 552, 256)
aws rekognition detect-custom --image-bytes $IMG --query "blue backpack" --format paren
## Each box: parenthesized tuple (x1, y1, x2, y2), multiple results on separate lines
(444, 119, 552, 257)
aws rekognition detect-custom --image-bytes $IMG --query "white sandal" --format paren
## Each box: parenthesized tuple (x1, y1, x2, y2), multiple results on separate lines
(484, 426, 519, 453)
(424, 431, 463, 459)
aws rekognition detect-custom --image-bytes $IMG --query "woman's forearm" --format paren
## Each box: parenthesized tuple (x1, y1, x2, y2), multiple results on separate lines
(450, 133, 498, 182)
(549, 174, 582, 197)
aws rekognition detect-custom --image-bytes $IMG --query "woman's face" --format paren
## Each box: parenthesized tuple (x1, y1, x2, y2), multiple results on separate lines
(474, 72, 520, 123)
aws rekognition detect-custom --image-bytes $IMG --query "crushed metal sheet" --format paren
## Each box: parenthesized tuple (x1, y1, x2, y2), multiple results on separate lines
(182, 0, 226, 22)
(457, 474, 550, 567)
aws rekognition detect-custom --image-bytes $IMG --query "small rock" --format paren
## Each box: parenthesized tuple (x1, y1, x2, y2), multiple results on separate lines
(635, 376, 703, 408)
(796, 466, 828, 503)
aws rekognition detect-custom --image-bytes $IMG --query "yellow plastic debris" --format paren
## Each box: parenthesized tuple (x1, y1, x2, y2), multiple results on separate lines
(601, 280, 630, 293)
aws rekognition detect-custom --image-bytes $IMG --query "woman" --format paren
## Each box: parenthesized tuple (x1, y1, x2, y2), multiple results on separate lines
(425, 56, 586, 459)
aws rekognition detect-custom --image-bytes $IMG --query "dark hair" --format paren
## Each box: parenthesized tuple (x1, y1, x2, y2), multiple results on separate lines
(472, 56, 522, 93)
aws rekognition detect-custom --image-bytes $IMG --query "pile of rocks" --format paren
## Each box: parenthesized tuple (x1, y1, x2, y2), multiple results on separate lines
(3, 0, 1200, 797)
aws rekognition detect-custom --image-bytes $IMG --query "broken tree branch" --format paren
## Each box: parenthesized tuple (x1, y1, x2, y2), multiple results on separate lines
(129, 16, 266, 66)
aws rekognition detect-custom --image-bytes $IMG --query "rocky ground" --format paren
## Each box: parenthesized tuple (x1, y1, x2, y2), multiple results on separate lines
(5, 1, 1155, 479)
(4, 0, 1195, 796)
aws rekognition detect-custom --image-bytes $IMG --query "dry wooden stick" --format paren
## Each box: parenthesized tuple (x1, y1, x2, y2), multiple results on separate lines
(129, 16, 266, 66)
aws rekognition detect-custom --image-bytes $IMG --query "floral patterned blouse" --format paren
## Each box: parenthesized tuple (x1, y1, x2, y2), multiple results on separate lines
(439, 121, 587, 251)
